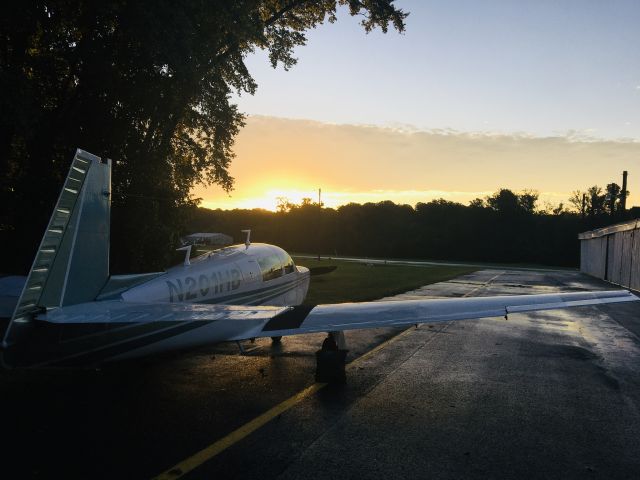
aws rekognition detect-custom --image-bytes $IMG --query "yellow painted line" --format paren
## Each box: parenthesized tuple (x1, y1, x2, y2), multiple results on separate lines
(153, 382, 326, 480)
(153, 272, 500, 479)
(153, 327, 419, 479)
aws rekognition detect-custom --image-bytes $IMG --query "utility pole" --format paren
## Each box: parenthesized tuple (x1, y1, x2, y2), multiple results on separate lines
(318, 188, 322, 206)
(621, 170, 628, 214)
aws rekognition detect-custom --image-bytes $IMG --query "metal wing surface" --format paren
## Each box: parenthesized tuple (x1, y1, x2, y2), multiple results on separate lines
(39, 290, 638, 343)
(253, 289, 638, 339)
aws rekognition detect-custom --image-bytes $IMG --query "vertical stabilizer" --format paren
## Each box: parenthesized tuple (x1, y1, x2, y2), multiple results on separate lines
(2, 149, 111, 347)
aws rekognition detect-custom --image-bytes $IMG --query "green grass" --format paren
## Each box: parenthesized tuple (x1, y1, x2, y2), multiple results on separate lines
(294, 258, 476, 305)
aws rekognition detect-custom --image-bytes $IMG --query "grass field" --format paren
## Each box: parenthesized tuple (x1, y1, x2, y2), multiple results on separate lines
(293, 257, 476, 305)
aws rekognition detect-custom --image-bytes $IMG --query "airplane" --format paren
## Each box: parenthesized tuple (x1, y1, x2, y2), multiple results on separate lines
(1, 149, 637, 368)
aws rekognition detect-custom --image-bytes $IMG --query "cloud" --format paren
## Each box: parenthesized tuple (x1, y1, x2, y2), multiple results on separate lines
(194, 116, 640, 209)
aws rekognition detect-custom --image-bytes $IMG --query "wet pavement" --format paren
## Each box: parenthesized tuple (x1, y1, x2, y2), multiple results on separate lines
(2, 269, 640, 479)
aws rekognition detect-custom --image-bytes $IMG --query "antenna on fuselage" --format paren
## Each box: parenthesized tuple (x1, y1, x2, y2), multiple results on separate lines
(241, 229, 251, 248)
(176, 245, 192, 266)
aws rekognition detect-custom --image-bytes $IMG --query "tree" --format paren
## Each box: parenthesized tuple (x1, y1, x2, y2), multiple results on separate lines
(486, 189, 537, 216)
(587, 186, 606, 217)
(570, 181, 630, 223)
(568, 190, 587, 216)
(605, 183, 621, 217)
(1, 1, 407, 273)
(468, 198, 485, 208)
(570, 185, 607, 218)
(486, 189, 520, 215)
(552, 203, 564, 216)
(276, 196, 295, 213)
(517, 190, 539, 215)
(603, 182, 629, 218)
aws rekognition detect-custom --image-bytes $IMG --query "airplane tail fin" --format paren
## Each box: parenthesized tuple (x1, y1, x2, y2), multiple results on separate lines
(2, 149, 111, 347)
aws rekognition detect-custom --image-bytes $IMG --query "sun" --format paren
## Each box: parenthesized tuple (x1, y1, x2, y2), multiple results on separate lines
(199, 187, 333, 211)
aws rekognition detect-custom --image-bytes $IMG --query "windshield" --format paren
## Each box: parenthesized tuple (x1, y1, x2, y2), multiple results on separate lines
(257, 254, 283, 281)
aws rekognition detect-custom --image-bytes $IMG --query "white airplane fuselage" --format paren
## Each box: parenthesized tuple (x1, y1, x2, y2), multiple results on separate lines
(119, 243, 310, 308)
(2, 242, 310, 367)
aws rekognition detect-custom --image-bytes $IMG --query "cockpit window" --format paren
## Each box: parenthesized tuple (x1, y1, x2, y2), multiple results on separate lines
(257, 255, 283, 281)
(282, 253, 295, 275)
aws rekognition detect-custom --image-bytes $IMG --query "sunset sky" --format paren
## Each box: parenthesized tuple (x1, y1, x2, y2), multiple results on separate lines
(196, 0, 640, 211)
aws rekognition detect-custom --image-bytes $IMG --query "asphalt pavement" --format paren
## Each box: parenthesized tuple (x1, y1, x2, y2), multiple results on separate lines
(1, 269, 640, 479)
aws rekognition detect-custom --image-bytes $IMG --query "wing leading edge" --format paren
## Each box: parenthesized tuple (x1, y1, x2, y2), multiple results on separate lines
(40, 289, 637, 338)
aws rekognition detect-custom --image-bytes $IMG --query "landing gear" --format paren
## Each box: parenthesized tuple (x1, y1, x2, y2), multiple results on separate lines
(315, 331, 348, 384)
(271, 336, 282, 344)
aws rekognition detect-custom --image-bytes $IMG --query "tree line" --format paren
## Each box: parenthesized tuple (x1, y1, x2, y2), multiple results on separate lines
(190, 186, 637, 268)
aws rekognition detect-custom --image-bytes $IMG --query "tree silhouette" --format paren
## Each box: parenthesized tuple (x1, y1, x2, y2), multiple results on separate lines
(568, 190, 587, 216)
(189, 187, 614, 268)
(1, 1, 407, 273)
(605, 183, 621, 217)
(587, 186, 606, 217)
(486, 189, 538, 216)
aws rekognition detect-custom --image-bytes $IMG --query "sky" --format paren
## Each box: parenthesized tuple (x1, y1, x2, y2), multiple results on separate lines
(196, 0, 640, 210)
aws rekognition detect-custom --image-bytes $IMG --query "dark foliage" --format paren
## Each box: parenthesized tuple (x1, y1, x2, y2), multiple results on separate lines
(0, 1, 406, 274)
(190, 190, 636, 268)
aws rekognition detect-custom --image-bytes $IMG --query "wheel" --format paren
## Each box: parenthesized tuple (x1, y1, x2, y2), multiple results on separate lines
(271, 336, 282, 344)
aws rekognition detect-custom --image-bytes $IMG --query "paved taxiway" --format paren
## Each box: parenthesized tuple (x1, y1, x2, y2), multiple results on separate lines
(2, 269, 640, 479)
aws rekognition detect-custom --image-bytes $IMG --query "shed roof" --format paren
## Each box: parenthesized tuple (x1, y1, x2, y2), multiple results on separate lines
(578, 219, 640, 240)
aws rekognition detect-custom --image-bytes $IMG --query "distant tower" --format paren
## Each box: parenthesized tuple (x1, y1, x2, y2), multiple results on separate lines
(621, 171, 628, 213)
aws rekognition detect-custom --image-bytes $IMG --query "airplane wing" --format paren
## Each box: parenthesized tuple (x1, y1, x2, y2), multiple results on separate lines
(40, 289, 638, 341)
(4, 288, 630, 366)
(240, 289, 638, 339)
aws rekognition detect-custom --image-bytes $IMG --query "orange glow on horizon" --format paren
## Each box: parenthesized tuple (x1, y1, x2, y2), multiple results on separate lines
(197, 187, 577, 212)
(192, 116, 640, 212)
(200, 188, 332, 211)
